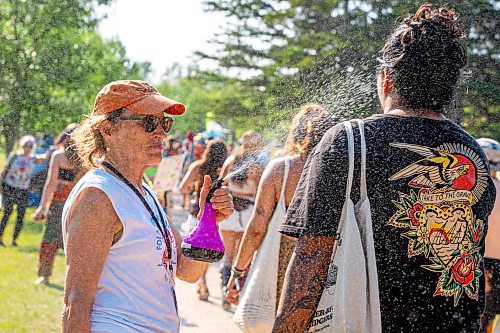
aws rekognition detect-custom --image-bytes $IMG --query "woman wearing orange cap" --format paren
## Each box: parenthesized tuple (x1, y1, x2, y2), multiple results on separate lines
(61, 80, 234, 333)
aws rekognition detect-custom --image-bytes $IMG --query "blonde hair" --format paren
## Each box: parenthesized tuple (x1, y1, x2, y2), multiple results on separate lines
(284, 103, 336, 156)
(239, 130, 263, 152)
(70, 114, 109, 169)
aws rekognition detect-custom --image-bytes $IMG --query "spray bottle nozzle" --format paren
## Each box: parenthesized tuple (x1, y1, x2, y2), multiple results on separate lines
(206, 178, 224, 202)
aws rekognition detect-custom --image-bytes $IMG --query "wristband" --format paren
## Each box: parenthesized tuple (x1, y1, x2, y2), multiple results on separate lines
(231, 266, 245, 278)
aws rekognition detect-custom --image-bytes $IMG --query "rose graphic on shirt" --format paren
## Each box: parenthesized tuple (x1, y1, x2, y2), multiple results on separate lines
(452, 253, 476, 285)
(388, 143, 488, 306)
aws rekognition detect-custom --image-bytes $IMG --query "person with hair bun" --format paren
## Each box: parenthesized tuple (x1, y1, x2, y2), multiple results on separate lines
(274, 5, 496, 332)
(225, 103, 336, 310)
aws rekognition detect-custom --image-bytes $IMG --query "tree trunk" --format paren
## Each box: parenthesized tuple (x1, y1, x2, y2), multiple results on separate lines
(445, 86, 465, 125)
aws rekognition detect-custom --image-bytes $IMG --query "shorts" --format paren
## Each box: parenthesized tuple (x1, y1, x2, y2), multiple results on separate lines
(218, 204, 253, 232)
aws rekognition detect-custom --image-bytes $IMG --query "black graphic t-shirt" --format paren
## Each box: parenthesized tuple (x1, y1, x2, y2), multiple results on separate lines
(280, 114, 496, 332)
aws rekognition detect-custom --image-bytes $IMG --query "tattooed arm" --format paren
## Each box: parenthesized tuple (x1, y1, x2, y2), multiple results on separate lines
(273, 235, 334, 333)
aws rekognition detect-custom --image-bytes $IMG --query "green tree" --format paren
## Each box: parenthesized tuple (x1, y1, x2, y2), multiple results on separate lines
(0, 0, 148, 154)
(157, 69, 262, 136)
(199, 0, 498, 138)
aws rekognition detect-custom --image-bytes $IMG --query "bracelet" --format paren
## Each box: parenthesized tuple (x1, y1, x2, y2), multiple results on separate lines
(231, 266, 245, 278)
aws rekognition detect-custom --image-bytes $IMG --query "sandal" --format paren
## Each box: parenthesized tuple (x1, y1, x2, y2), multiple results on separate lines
(197, 283, 209, 301)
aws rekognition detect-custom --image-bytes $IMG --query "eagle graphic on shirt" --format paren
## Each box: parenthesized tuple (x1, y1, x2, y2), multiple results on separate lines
(390, 143, 471, 191)
(388, 142, 489, 306)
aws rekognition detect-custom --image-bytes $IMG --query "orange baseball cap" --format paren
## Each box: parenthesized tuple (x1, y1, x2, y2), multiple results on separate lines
(92, 80, 186, 116)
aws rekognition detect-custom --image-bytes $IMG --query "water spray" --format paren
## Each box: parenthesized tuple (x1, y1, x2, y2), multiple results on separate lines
(181, 178, 225, 262)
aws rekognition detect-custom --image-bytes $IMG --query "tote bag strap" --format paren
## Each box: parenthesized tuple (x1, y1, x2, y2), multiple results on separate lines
(278, 157, 290, 207)
(354, 120, 367, 201)
(333, 121, 355, 244)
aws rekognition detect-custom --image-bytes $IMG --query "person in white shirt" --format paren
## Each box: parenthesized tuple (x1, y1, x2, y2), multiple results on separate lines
(62, 80, 234, 333)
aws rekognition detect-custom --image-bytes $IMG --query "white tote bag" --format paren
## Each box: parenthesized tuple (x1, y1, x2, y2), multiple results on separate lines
(233, 158, 290, 333)
(308, 120, 381, 333)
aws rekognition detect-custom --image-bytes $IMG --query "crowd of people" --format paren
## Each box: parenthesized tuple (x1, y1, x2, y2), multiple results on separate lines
(0, 3, 499, 333)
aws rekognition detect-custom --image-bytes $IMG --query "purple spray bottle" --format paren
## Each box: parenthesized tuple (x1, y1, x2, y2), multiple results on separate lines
(181, 178, 225, 262)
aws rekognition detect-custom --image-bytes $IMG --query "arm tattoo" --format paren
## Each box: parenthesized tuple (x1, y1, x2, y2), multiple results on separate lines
(273, 237, 332, 332)
(256, 206, 265, 216)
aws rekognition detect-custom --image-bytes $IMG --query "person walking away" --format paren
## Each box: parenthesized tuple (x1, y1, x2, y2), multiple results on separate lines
(478, 138, 500, 332)
(0, 135, 49, 246)
(225, 104, 336, 311)
(61, 80, 234, 332)
(32, 124, 85, 285)
(179, 139, 228, 301)
(274, 5, 497, 332)
(218, 130, 266, 310)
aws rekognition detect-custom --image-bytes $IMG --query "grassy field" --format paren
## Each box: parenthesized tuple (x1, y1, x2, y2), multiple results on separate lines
(0, 208, 66, 333)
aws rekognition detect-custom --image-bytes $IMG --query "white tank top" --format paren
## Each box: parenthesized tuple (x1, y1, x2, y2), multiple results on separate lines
(62, 169, 179, 333)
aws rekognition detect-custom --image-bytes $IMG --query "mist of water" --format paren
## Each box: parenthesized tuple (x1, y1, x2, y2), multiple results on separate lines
(224, 62, 377, 182)
(223, 140, 278, 181)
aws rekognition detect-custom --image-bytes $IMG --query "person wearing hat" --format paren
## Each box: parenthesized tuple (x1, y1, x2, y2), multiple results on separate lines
(32, 123, 85, 285)
(478, 138, 500, 332)
(61, 80, 234, 332)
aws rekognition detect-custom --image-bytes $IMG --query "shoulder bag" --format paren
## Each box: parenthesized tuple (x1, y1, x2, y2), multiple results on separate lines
(233, 157, 290, 332)
(307, 120, 381, 333)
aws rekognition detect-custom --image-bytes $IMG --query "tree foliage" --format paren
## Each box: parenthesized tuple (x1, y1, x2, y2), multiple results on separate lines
(157, 70, 263, 137)
(0, 0, 149, 154)
(198, 0, 499, 139)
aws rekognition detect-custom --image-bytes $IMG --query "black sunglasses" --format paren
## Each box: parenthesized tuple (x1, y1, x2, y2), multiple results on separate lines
(117, 115, 174, 133)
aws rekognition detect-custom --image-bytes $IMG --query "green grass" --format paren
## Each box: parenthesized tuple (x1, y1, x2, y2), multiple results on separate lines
(0, 208, 66, 333)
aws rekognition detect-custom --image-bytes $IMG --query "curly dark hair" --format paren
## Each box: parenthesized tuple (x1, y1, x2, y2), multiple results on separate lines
(199, 140, 228, 181)
(380, 3, 468, 112)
